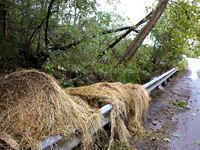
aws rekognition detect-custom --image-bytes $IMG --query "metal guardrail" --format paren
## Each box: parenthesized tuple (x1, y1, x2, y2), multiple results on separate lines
(41, 104, 113, 150)
(143, 68, 178, 96)
(41, 68, 178, 150)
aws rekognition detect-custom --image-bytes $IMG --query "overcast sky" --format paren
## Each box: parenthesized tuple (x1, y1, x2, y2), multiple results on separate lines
(97, 0, 157, 44)
(97, 0, 157, 25)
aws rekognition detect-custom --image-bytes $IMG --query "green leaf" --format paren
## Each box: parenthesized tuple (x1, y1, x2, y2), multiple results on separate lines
(194, 139, 200, 145)
(172, 133, 181, 138)
(191, 113, 197, 116)
(150, 137, 157, 141)
(172, 101, 178, 105)
(179, 101, 185, 106)
(197, 109, 200, 111)
(184, 105, 190, 108)
(163, 138, 171, 142)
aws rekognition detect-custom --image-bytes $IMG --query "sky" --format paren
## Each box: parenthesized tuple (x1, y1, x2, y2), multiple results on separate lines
(97, 0, 157, 25)
(97, 0, 157, 44)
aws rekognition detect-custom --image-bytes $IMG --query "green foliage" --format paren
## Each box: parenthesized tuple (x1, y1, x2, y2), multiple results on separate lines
(163, 138, 171, 142)
(172, 133, 181, 138)
(178, 59, 188, 71)
(1, 0, 200, 88)
(150, 0, 200, 69)
(0, 33, 22, 68)
(194, 139, 200, 145)
(191, 113, 197, 116)
(42, 35, 155, 87)
(179, 100, 186, 107)
(171, 101, 178, 106)
(42, 48, 151, 87)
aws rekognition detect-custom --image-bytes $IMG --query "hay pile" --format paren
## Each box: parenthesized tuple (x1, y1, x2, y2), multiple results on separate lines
(0, 70, 150, 149)
(65, 82, 150, 149)
(0, 70, 103, 149)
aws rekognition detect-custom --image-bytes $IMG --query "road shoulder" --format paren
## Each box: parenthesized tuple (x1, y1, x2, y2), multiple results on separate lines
(131, 68, 191, 150)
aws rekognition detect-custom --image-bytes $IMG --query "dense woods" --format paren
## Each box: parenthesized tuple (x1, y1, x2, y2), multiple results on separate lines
(0, 0, 199, 87)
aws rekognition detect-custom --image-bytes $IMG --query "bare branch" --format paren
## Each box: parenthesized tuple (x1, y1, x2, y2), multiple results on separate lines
(26, 11, 56, 47)
(51, 26, 138, 51)
(52, 38, 86, 51)
(97, 9, 154, 59)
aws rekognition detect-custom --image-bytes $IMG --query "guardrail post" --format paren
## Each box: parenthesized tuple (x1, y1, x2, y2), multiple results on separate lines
(150, 77, 158, 98)
(161, 72, 166, 86)
(161, 80, 166, 86)
(151, 88, 156, 97)
(156, 86, 159, 90)
(170, 72, 177, 78)
(166, 78, 170, 82)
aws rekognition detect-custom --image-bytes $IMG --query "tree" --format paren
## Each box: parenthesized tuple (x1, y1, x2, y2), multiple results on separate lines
(149, 0, 200, 67)
(118, 0, 169, 64)
(45, 0, 55, 47)
(0, 0, 12, 39)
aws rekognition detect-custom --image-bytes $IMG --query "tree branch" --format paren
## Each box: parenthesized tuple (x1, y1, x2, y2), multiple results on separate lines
(50, 10, 153, 52)
(118, 0, 169, 64)
(97, 9, 154, 59)
(51, 26, 138, 51)
(26, 11, 56, 47)
(52, 38, 86, 51)
(45, 0, 55, 47)
(102, 26, 138, 34)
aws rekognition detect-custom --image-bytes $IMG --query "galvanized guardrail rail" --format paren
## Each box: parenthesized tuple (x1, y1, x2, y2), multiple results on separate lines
(41, 67, 178, 150)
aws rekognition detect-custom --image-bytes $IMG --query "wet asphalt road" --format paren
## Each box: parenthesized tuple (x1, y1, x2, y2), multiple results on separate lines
(167, 58, 200, 150)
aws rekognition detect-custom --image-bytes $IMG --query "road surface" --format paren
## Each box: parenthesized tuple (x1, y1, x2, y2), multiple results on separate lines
(167, 58, 200, 150)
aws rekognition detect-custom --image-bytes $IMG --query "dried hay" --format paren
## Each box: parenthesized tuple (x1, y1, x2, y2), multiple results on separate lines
(0, 70, 150, 150)
(65, 82, 151, 148)
(0, 70, 103, 149)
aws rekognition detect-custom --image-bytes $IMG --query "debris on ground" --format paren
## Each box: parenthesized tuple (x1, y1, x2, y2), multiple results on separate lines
(0, 70, 150, 150)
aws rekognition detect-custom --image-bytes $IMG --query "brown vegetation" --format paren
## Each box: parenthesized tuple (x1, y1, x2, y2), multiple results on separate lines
(0, 70, 150, 149)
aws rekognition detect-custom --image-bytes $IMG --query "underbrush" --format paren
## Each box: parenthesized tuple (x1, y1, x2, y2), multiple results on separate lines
(42, 47, 176, 88)
(178, 58, 188, 71)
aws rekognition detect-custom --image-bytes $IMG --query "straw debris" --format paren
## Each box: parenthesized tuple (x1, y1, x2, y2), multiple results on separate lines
(66, 82, 151, 148)
(0, 69, 150, 149)
(0, 70, 102, 149)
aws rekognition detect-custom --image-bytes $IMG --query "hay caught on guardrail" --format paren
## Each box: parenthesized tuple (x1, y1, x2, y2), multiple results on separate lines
(0, 70, 150, 150)
(66, 82, 150, 149)
(0, 70, 103, 149)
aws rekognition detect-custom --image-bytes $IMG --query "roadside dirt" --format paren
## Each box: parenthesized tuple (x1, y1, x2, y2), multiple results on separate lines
(131, 68, 192, 150)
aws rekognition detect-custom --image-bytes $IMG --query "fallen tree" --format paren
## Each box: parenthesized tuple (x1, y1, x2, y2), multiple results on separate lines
(119, 0, 169, 64)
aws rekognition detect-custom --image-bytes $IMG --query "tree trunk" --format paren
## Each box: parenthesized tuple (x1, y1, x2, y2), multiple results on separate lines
(118, 0, 169, 64)
(26, 11, 56, 48)
(3, 0, 8, 39)
(0, 3, 3, 38)
(97, 9, 154, 59)
(37, 25, 43, 53)
(45, 0, 54, 47)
